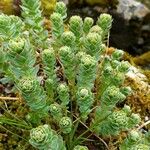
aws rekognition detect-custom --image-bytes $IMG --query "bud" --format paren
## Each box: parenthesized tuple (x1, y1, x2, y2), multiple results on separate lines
(30, 124, 49, 143)
(18, 77, 35, 93)
(42, 48, 55, 63)
(130, 114, 141, 125)
(122, 105, 131, 114)
(111, 60, 120, 69)
(69, 15, 83, 39)
(50, 12, 63, 26)
(54, 2, 67, 19)
(103, 66, 113, 76)
(89, 25, 103, 36)
(50, 12, 64, 37)
(83, 17, 94, 34)
(8, 38, 25, 53)
(109, 111, 128, 128)
(97, 13, 113, 40)
(49, 103, 62, 118)
(112, 73, 125, 86)
(59, 46, 71, 57)
(61, 31, 76, 47)
(118, 61, 130, 72)
(29, 124, 66, 150)
(79, 88, 89, 98)
(112, 49, 124, 60)
(73, 145, 89, 150)
(101, 86, 126, 106)
(120, 86, 132, 96)
(81, 54, 96, 69)
(129, 130, 140, 141)
(97, 13, 112, 29)
(57, 83, 69, 106)
(59, 117, 72, 134)
(84, 32, 102, 57)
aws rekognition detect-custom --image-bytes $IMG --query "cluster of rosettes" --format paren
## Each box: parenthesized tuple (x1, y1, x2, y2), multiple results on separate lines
(0, 1, 143, 150)
(120, 130, 150, 150)
(94, 105, 141, 136)
(49, 102, 72, 134)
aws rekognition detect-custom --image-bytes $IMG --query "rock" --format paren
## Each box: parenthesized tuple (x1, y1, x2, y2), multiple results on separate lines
(117, 0, 150, 20)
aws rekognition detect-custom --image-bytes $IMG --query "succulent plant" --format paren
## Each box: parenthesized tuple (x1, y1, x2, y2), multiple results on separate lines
(21, 0, 48, 48)
(120, 130, 150, 150)
(77, 88, 94, 120)
(49, 103, 63, 121)
(0, 14, 24, 42)
(29, 124, 66, 150)
(0, 1, 143, 150)
(57, 83, 70, 106)
(59, 117, 72, 134)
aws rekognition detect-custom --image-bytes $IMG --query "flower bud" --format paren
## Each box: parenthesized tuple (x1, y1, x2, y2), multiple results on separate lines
(49, 103, 62, 118)
(118, 61, 130, 72)
(83, 17, 94, 34)
(129, 130, 140, 141)
(112, 49, 124, 60)
(120, 86, 132, 96)
(69, 15, 83, 39)
(112, 73, 125, 86)
(42, 48, 55, 63)
(29, 124, 66, 150)
(30, 124, 49, 143)
(103, 66, 113, 76)
(57, 83, 69, 106)
(50, 12, 62, 26)
(73, 145, 89, 150)
(122, 105, 131, 114)
(97, 13, 112, 40)
(61, 31, 76, 47)
(81, 54, 96, 69)
(58, 83, 68, 92)
(97, 13, 112, 30)
(111, 60, 120, 69)
(101, 86, 126, 106)
(89, 25, 103, 36)
(50, 12, 64, 37)
(18, 77, 35, 93)
(84, 32, 102, 57)
(54, 2, 67, 19)
(8, 38, 25, 53)
(59, 46, 71, 57)
(79, 88, 89, 98)
(130, 114, 141, 125)
(59, 117, 72, 134)
(109, 111, 128, 128)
